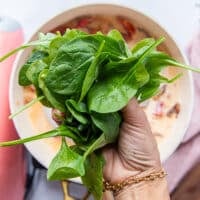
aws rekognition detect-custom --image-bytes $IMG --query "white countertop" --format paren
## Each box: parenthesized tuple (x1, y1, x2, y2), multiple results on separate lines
(1, 0, 200, 51)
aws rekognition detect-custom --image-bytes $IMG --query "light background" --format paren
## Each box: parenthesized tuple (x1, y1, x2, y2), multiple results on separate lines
(1, 0, 200, 51)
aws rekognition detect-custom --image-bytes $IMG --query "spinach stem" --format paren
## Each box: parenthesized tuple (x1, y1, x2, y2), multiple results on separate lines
(0, 125, 80, 147)
(9, 96, 44, 119)
(167, 60, 200, 73)
(0, 45, 28, 62)
(83, 134, 106, 160)
(0, 129, 58, 147)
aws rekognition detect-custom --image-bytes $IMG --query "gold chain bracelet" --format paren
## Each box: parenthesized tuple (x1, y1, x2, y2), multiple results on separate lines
(103, 169, 167, 195)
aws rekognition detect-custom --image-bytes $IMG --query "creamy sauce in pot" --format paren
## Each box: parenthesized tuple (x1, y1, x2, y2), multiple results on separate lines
(142, 68, 181, 143)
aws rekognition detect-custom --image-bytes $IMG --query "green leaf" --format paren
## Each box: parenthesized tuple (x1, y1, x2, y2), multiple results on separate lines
(47, 137, 85, 180)
(91, 112, 121, 143)
(49, 29, 86, 59)
(66, 99, 89, 125)
(31, 32, 57, 51)
(45, 34, 128, 97)
(63, 28, 87, 40)
(134, 63, 150, 87)
(108, 29, 131, 57)
(107, 29, 125, 41)
(79, 40, 105, 102)
(81, 153, 104, 200)
(83, 134, 106, 159)
(144, 51, 200, 73)
(18, 63, 32, 86)
(19, 50, 48, 86)
(87, 73, 137, 113)
(136, 82, 160, 102)
(137, 73, 182, 102)
(94, 34, 128, 59)
(136, 51, 186, 102)
(38, 69, 66, 111)
(102, 39, 156, 76)
(45, 43, 94, 96)
(88, 37, 164, 113)
(26, 60, 47, 86)
(60, 125, 87, 143)
(66, 99, 88, 113)
(131, 38, 155, 57)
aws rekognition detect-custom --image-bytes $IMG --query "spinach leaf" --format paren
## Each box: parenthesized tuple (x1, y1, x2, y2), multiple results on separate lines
(64, 125, 89, 143)
(131, 38, 155, 56)
(79, 40, 105, 102)
(31, 32, 58, 51)
(39, 69, 66, 111)
(18, 63, 32, 86)
(93, 34, 128, 59)
(145, 51, 200, 73)
(19, 50, 48, 86)
(136, 82, 160, 102)
(88, 38, 163, 113)
(107, 29, 131, 57)
(26, 60, 47, 86)
(45, 42, 95, 96)
(66, 99, 88, 113)
(87, 71, 137, 113)
(83, 134, 107, 160)
(49, 29, 87, 59)
(66, 99, 89, 125)
(91, 112, 121, 143)
(81, 152, 104, 200)
(47, 137, 85, 180)
(136, 51, 189, 102)
(45, 33, 128, 97)
(63, 28, 87, 40)
(137, 70, 182, 102)
(87, 62, 149, 113)
(107, 29, 125, 41)
(102, 39, 155, 76)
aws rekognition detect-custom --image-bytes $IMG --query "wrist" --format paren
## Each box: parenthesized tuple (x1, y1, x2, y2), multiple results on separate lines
(105, 166, 163, 187)
(104, 168, 169, 200)
(115, 176, 170, 200)
(104, 150, 162, 184)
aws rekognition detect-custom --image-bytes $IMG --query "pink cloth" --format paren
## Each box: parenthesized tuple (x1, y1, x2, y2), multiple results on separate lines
(164, 31, 200, 192)
(0, 29, 26, 199)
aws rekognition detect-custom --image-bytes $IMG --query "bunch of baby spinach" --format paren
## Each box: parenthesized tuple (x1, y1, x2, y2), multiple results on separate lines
(0, 29, 199, 199)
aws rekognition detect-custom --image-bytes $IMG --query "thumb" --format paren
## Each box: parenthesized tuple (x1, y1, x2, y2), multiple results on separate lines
(122, 98, 151, 130)
(119, 99, 161, 170)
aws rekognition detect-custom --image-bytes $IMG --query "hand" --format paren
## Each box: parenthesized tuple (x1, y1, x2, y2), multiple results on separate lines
(103, 98, 161, 183)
